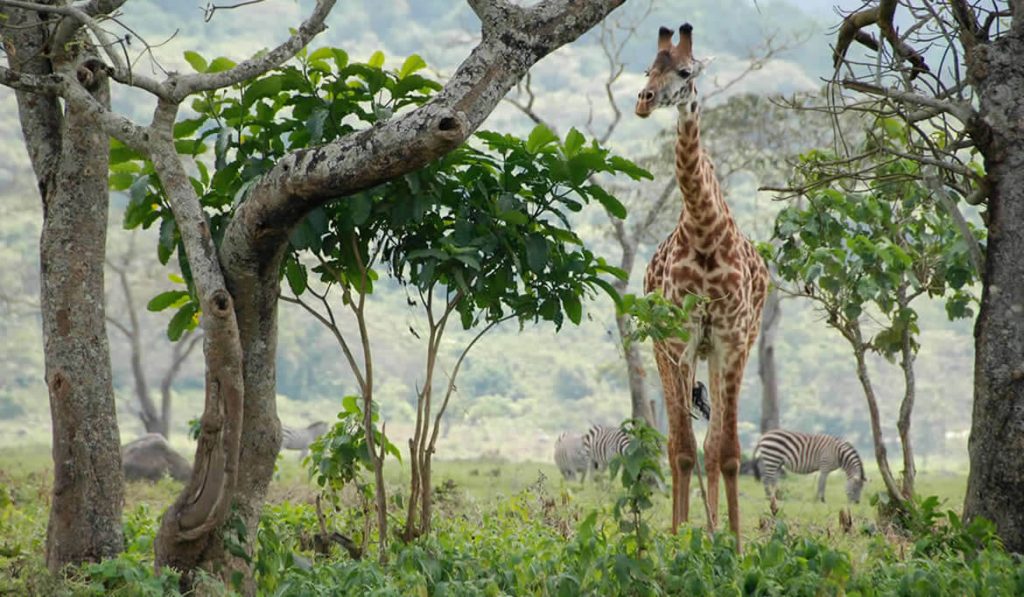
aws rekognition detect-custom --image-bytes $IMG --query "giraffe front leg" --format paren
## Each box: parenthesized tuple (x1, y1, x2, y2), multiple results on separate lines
(703, 366, 726, 532)
(716, 344, 749, 548)
(655, 343, 696, 534)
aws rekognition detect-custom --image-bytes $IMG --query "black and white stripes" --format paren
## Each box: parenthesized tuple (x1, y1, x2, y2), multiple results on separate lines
(753, 429, 866, 508)
(581, 424, 632, 473)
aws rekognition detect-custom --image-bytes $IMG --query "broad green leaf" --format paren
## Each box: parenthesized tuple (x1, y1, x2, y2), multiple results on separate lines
(183, 50, 207, 73)
(608, 155, 653, 180)
(307, 47, 335, 63)
(158, 217, 177, 265)
(174, 118, 205, 139)
(148, 290, 188, 312)
(587, 185, 627, 219)
(399, 54, 427, 79)
(367, 50, 386, 69)
(207, 56, 237, 73)
(562, 292, 582, 325)
(563, 128, 585, 158)
(242, 75, 284, 108)
(285, 259, 308, 295)
(524, 235, 549, 273)
(525, 124, 558, 154)
(109, 172, 134, 191)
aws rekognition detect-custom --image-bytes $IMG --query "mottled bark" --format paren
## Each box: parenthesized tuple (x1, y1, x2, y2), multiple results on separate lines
(965, 22, 1024, 553)
(757, 287, 780, 433)
(4, 5, 126, 571)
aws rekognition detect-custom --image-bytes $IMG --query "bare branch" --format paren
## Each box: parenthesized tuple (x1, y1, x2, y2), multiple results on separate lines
(841, 79, 976, 123)
(167, 0, 335, 101)
(200, 0, 267, 22)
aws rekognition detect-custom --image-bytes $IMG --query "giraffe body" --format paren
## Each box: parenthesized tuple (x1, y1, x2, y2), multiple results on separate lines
(636, 23, 769, 547)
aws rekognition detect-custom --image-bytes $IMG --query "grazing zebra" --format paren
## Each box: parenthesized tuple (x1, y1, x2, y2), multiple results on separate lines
(583, 381, 712, 473)
(553, 432, 589, 482)
(281, 421, 329, 459)
(753, 429, 866, 510)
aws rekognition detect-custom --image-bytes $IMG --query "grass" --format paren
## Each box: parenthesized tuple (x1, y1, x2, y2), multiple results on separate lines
(0, 443, 980, 595)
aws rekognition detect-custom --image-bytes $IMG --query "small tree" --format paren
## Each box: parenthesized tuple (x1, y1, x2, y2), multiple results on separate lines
(768, 120, 983, 510)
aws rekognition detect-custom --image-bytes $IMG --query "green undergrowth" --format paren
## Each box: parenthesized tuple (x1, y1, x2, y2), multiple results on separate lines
(0, 449, 1019, 596)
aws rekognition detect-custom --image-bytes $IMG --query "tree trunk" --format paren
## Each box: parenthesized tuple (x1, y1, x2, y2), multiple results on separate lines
(612, 238, 653, 427)
(616, 311, 654, 425)
(964, 24, 1024, 553)
(895, 289, 916, 497)
(42, 76, 125, 572)
(5, 9, 126, 570)
(850, 336, 904, 507)
(757, 286, 781, 433)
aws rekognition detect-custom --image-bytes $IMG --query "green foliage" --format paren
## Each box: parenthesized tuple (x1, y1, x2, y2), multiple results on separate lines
(607, 419, 666, 595)
(307, 396, 400, 503)
(110, 45, 645, 340)
(769, 120, 984, 358)
(621, 290, 704, 345)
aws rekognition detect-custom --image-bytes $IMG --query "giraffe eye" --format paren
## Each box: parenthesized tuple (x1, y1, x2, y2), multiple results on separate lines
(677, 68, 692, 78)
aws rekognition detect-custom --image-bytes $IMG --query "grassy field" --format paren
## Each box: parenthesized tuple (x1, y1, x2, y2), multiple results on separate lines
(1, 443, 1006, 596)
(1, 442, 968, 554)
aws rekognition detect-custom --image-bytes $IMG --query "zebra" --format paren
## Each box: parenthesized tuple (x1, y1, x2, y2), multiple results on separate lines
(753, 429, 866, 511)
(584, 381, 712, 473)
(553, 432, 589, 482)
(281, 421, 330, 459)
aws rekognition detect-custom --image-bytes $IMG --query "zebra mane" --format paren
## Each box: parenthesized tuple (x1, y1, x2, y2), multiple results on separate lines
(838, 441, 865, 480)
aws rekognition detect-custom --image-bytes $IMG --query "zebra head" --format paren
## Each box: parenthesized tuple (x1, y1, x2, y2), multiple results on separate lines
(845, 471, 866, 503)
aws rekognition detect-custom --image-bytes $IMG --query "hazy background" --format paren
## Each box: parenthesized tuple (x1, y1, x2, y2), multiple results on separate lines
(0, 0, 973, 469)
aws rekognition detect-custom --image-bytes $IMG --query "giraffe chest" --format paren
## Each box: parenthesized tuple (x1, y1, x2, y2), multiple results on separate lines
(645, 239, 746, 302)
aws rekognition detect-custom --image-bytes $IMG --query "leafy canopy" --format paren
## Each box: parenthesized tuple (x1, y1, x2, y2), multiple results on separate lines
(110, 44, 650, 337)
(768, 117, 984, 357)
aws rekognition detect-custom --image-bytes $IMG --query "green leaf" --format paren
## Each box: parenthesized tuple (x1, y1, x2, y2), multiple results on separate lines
(524, 235, 549, 273)
(242, 75, 284, 108)
(167, 303, 198, 341)
(183, 50, 207, 73)
(399, 54, 427, 78)
(608, 155, 653, 180)
(562, 292, 582, 325)
(496, 210, 529, 226)
(367, 50, 386, 69)
(587, 185, 627, 219)
(525, 124, 559, 154)
(173, 117, 205, 139)
(207, 56, 237, 73)
(158, 218, 177, 265)
(285, 259, 308, 296)
(307, 47, 335, 63)
(563, 128, 585, 158)
(147, 290, 188, 312)
(109, 172, 134, 191)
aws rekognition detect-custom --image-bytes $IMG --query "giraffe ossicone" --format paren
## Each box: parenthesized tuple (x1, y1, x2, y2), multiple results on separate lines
(635, 22, 770, 550)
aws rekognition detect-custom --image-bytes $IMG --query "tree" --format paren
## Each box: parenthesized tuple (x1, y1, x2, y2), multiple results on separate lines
(1, 0, 629, 588)
(1, 3, 124, 571)
(828, 0, 1022, 550)
(768, 125, 982, 510)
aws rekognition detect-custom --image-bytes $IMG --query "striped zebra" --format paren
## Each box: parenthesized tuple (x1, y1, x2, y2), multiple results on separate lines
(281, 421, 329, 459)
(753, 429, 866, 510)
(584, 381, 712, 473)
(553, 432, 589, 482)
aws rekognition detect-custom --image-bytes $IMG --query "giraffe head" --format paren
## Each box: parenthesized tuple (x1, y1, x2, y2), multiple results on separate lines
(635, 23, 705, 119)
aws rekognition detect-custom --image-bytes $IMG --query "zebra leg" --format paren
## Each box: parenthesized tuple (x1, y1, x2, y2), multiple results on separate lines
(817, 470, 829, 502)
(655, 341, 697, 534)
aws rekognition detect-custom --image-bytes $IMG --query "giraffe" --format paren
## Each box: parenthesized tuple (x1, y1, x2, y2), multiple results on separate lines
(635, 23, 769, 544)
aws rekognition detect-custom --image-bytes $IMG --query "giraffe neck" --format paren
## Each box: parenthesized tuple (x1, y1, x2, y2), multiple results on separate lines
(673, 107, 733, 252)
